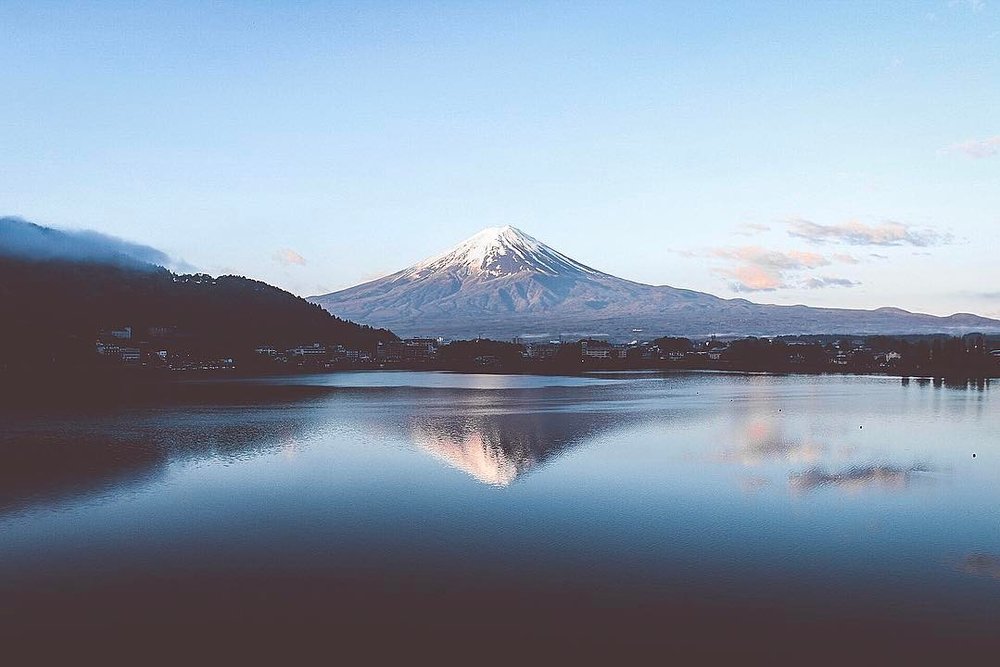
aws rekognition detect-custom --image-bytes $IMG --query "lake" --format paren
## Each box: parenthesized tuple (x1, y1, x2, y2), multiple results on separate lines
(2, 371, 998, 660)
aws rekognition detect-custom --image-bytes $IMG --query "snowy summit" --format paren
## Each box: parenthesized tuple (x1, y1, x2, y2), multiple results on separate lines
(403, 226, 603, 280)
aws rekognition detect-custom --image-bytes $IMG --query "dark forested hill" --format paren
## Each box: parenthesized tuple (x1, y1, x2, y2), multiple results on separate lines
(0, 256, 395, 373)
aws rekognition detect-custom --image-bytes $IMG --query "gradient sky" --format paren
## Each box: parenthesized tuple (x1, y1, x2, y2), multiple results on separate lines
(2, 1, 998, 316)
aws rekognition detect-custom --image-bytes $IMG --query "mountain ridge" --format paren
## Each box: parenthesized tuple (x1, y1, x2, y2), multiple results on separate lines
(311, 226, 1000, 340)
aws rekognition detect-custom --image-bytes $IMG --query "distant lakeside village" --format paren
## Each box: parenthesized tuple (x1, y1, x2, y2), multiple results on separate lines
(6, 221, 1000, 389)
(91, 324, 1000, 380)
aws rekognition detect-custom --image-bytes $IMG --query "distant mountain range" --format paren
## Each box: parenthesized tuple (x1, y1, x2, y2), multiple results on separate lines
(310, 226, 1000, 340)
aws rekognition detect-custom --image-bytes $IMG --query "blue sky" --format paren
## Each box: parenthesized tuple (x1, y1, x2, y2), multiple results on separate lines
(2, 1, 998, 316)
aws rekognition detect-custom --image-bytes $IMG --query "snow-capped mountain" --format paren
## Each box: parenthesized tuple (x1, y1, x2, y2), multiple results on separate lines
(398, 225, 605, 281)
(310, 226, 1000, 340)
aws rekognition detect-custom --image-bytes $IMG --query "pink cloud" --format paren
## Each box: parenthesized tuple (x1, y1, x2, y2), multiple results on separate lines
(721, 265, 784, 291)
(706, 245, 859, 292)
(274, 248, 307, 266)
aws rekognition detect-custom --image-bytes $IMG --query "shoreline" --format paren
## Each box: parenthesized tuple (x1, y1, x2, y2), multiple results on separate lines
(1, 364, 992, 409)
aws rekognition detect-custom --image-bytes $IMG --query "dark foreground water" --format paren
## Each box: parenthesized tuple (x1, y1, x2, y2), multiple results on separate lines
(2, 372, 999, 661)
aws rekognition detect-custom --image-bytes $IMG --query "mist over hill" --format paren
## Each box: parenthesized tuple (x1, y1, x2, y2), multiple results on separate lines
(0, 216, 183, 270)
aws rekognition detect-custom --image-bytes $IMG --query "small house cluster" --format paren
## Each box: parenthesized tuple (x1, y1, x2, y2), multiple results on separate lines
(91, 323, 1000, 378)
(95, 325, 234, 370)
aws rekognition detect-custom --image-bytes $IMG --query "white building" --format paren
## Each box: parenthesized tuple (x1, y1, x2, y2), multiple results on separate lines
(287, 343, 327, 357)
(581, 340, 627, 359)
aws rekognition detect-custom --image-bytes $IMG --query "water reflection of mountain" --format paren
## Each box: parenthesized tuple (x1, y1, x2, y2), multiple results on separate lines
(409, 410, 628, 486)
(0, 434, 166, 516)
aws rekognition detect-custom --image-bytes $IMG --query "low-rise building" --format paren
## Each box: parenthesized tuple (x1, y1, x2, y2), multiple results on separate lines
(95, 342, 121, 357)
(581, 340, 627, 360)
(99, 326, 132, 341)
(526, 343, 561, 359)
(403, 338, 438, 362)
(377, 340, 405, 363)
(98, 342, 141, 363)
(287, 343, 327, 358)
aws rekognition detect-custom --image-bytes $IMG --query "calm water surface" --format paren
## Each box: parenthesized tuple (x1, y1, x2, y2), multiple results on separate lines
(2, 372, 998, 659)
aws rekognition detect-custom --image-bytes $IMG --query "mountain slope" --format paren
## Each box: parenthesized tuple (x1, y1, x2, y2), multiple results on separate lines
(0, 218, 396, 372)
(310, 226, 1000, 340)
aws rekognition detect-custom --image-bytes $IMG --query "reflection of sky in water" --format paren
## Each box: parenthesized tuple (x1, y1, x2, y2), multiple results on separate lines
(788, 464, 931, 493)
(1, 372, 999, 642)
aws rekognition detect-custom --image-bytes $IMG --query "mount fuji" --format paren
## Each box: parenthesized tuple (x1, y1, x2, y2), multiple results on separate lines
(310, 226, 1000, 340)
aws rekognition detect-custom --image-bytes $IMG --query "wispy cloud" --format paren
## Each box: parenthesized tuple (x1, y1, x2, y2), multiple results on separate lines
(712, 246, 829, 292)
(706, 245, 859, 292)
(950, 0, 986, 14)
(944, 135, 1000, 159)
(712, 247, 830, 270)
(734, 222, 772, 236)
(802, 276, 861, 289)
(0, 216, 188, 271)
(787, 218, 950, 247)
(723, 266, 784, 292)
(273, 248, 307, 267)
(968, 290, 1000, 299)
